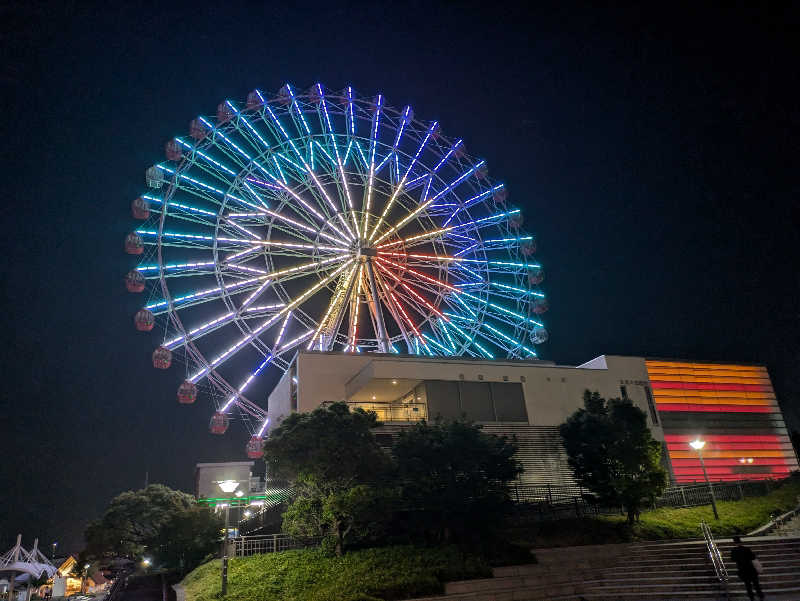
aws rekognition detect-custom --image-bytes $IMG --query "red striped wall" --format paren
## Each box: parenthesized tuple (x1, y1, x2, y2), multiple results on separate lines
(645, 361, 798, 483)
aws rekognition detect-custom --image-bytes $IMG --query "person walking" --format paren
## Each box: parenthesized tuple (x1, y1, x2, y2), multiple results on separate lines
(730, 536, 764, 601)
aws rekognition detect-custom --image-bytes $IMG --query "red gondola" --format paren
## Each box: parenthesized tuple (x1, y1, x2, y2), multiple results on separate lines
(277, 85, 291, 105)
(217, 102, 234, 123)
(134, 309, 155, 331)
(125, 270, 145, 293)
(165, 139, 182, 161)
(246, 90, 263, 109)
(532, 298, 549, 315)
(152, 346, 172, 369)
(527, 266, 545, 286)
(131, 197, 150, 220)
(508, 214, 523, 229)
(520, 240, 536, 256)
(246, 436, 264, 458)
(308, 84, 322, 104)
(125, 233, 144, 255)
(189, 118, 209, 140)
(493, 187, 508, 205)
(209, 412, 229, 435)
(177, 380, 197, 404)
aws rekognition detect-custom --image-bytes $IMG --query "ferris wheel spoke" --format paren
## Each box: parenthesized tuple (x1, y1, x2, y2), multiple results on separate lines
(174, 138, 240, 179)
(136, 260, 216, 279)
(135, 228, 252, 251)
(264, 102, 354, 241)
(374, 160, 482, 245)
(361, 94, 384, 237)
(315, 85, 358, 228)
(376, 257, 455, 293)
(444, 312, 534, 358)
(368, 117, 436, 242)
(164, 311, 237, 349)
(307, 262, 359, 350)
(146, 275, 265, 314)
(143, 193, 219, 222)
(188, 258, 354, 382)
(443, 317, 494, 359)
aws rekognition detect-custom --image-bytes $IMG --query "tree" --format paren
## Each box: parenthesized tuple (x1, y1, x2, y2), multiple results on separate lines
(559, 390, 668, 524)
(157, 504, 222, 574)
(70, 552, 91, 594)
(393, 419, 522, 544)
(263, 402, 392, 555)
(85, 484, 220, 571)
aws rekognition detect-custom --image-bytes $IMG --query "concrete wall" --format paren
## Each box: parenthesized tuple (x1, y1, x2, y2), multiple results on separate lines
(267, 366, 293, 429)
(195, 462, 253, 499)
(276, 352, 663, 440)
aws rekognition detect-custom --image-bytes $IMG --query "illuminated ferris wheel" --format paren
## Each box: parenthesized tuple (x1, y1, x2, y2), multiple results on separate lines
(124, 83, 549, 455)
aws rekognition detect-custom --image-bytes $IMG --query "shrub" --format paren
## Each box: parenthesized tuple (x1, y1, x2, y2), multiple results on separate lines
(181, 545, 493, 601)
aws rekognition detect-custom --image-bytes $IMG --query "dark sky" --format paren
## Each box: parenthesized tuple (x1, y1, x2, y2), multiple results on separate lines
(1, 1, 798, 552)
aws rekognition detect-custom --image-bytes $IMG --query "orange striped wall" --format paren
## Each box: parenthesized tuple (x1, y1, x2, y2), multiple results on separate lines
(645, 360, 798, 483)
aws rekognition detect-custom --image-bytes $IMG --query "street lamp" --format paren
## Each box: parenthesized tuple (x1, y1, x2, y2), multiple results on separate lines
(690, 439, 719, 520)
(217, 481, 240, 597)
(51, 542, 57, 560)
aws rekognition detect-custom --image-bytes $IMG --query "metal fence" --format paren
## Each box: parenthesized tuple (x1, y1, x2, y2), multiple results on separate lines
(510, 478, 783, 520)
(240, 478, 791, 535)
(231, 534, 320, 557)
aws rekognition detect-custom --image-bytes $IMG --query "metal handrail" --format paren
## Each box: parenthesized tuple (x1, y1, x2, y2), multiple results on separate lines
(701, 520, 729, 599)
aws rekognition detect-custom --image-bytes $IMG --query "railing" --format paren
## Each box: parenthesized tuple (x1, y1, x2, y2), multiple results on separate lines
(328, 400, 428, 422)
(510, 477, 782, 515)
(231, 534, 320, 557)
(701, 520, 729, 599)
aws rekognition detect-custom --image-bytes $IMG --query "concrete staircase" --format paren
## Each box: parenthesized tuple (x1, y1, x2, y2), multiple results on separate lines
(405, 536, 800, 601)
(773, 513, 800, 537)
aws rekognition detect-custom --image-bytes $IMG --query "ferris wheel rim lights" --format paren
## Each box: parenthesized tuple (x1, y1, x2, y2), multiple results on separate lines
(124, 82, 550, 450)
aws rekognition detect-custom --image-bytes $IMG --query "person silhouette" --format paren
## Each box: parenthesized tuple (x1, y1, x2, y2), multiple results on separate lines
(730, 536, 764, 601)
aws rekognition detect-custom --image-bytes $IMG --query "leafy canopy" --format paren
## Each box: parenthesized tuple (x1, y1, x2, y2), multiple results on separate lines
(263, 402, 390, 492)
(85, 483, 221, 571)
(559, 390, 667, 523)
(263, 402, 392, 555)
(393, 419, 522, 543)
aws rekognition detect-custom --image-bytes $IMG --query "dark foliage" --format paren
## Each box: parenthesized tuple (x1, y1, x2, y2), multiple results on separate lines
(393, 419, 522, 544)
(559, 390, 668, 523)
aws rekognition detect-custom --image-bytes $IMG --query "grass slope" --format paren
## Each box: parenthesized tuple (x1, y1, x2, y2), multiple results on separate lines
(506, 478, 800, 548)
(181, 545, 491, 601)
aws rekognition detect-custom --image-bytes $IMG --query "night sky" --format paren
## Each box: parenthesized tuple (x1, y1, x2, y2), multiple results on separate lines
(1, 2, 798, 553)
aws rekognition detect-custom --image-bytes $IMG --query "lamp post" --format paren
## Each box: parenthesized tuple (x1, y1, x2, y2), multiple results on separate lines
(51, 542, 57, 560)
(690, 439, 719, 520)
(216, 480, 240, 596)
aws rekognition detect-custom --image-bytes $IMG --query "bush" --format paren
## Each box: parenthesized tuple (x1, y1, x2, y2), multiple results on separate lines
(181, 545, 493, 601)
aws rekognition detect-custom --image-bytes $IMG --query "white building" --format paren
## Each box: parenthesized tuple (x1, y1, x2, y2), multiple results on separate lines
(266, 351, 797, 485)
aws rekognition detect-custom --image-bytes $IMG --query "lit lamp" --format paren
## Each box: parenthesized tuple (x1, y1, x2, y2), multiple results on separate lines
(217, 480, 240, 494)
(690, 439, 719, 520)
(216, 481, 239, 597)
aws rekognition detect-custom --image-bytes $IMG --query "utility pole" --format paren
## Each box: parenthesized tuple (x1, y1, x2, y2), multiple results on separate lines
(221, 504, 230, 596)
(690, 439, 719, 520)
